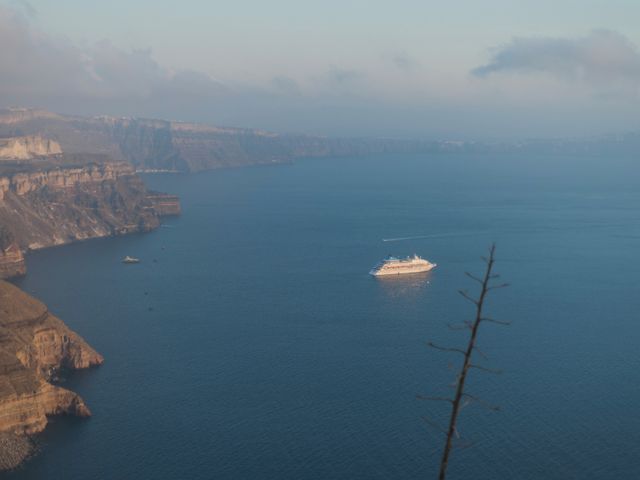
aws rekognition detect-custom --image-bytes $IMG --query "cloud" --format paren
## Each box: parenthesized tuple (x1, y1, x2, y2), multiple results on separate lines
(1, 3, 639, 139)
(0, 6, 226, 106)
(389, 52, 417, 71)
(325, 66, 365, 85)
(472, 30, 640, 87)
(270, 75, 300, 94)
(10, 0, 36, 18)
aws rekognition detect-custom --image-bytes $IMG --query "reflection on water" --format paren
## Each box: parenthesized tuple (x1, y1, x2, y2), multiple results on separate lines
(374, 272, 433, 300)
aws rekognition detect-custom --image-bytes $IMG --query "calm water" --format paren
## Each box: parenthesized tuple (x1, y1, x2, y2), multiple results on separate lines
(7, 153, 640, 479)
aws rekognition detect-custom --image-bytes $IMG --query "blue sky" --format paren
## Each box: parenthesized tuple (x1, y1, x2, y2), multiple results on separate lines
(2, 0, 640, 138)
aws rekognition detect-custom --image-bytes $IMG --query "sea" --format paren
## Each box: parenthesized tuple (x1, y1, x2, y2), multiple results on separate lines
(7, 153, 640, 479)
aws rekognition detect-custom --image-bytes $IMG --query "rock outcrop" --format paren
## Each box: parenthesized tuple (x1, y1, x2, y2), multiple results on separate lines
(0, 160, 179, 277)
(146, 192, 181, 216)
(0, 111, 184, 468)
(0, 433, 32, 470)
(0, 243, 25, 279)
(0, 280, 103, 469)
(0, 225, 25, 278)
(0, 135, 62, 160)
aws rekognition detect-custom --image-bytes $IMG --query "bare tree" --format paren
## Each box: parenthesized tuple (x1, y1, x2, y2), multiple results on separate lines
(420, 244, 509, 480)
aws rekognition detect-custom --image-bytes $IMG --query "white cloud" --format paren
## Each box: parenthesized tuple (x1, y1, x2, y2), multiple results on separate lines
(472, 30, 640, 90)
(0, 6, 226, 104)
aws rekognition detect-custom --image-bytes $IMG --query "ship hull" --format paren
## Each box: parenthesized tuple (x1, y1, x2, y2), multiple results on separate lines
(369, 264, 436, 276)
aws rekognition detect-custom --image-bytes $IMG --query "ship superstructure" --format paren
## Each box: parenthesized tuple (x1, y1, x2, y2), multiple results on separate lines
(369, 254, 436, 276)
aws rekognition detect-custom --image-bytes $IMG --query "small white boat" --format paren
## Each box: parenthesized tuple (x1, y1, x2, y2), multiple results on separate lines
(122, 256, 140, 264)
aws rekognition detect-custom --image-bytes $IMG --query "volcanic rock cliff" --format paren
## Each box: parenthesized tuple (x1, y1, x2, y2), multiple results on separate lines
(0, 108, 441, 172)
(0, 135, 62, 160)
(0, 159, 180, 278)
(0, 225, 25, 279)
(0, 280, 103, 469)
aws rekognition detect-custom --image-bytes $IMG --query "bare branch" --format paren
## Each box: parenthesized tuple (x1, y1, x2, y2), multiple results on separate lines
(434, 243, 508, 480)
(469, 364, 503, 375)
(455, 439, 477, 451)
(488, 282, 510, 291)
(421, 416, 448, 435)
(462, 393, 501, 412)
(464, 272, 483, 284)
(457, 289, 479, 305)
(481, 317, 512, 326)
(428, 342, 466, 355)
(447, 321, 472, 331)
(473, 345, 489, 360)
(417, 395, 453, 403)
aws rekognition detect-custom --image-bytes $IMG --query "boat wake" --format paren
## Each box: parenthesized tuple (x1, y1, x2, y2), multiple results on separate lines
(382, 233, 467, 242)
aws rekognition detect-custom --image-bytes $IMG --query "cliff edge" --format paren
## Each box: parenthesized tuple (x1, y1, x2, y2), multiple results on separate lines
(0, 135, 62, 160)
(0, 108, 442, 172)
(0, 280, 103, 469)
(0, 159, 180, 278)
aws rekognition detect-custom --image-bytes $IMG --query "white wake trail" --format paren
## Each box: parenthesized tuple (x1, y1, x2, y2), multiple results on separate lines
(382, 233, 465, 242)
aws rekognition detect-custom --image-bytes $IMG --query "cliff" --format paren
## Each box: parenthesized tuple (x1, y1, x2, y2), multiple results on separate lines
(0, 280, 103, 469)
(0, 135, 62, 160)
(0, 108, 441, 173)
(0, 243, 25, 279)
(3, 108, 640, 172)
(0, 159, 180, 278)
(0, 225, 25, 278)
(0, 161, 159, 251)
(146, 191, 181, 216)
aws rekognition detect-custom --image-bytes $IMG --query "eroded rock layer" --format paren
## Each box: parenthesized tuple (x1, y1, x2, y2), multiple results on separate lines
(0, 135, 62, 160)
(146, 191, 181, 216)
(0, 225, 25, 279)
(0, 433, 32, 470)
(0, 280, 103, 468)
(0, 160, 179, 279)
(0, 108, 440, 172)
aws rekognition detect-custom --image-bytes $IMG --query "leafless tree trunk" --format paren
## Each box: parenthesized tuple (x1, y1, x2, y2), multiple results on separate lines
(422, 244, 509, 480)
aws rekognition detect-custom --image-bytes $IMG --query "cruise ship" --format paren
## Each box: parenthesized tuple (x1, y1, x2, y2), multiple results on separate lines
(369, 254, 436, 276)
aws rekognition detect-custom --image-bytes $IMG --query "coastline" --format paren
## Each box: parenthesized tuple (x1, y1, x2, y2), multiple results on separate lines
(0, 280, 104, 471)
(0, 161, 180, 471)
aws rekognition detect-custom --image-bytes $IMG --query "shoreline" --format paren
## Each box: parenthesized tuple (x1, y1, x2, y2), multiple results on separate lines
(0, 162, 180, 471)
(0, 213, 179, 471)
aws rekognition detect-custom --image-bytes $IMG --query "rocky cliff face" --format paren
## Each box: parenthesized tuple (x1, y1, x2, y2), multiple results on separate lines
(0, 243, 25, 279)
(0, 135, 62, 160)
(0, 159, 179, 278)
(0, 280, 103, 468)
(0, 110, 183, 468)
(0, 161, 159, 252)
(146, 191, 181, 216)
(0, 108, 441, 173)
(0, 225, 25, 278)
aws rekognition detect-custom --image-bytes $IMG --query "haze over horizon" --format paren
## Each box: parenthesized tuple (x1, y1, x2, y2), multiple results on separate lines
(3, 3, 640, 479)
(1, 0, 640, 140)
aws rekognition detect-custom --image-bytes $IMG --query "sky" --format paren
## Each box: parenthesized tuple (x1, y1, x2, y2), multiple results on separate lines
(1, 0, 640, 139)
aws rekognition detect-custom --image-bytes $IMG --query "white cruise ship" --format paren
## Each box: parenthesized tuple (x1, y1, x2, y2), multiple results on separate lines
(369, 254, 436, 276)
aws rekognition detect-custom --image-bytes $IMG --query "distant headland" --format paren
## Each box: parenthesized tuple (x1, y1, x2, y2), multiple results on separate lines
(0, 111, 181, 470)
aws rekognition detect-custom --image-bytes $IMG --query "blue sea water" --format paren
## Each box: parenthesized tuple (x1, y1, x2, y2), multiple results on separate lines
(7, 153, 640, 479)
